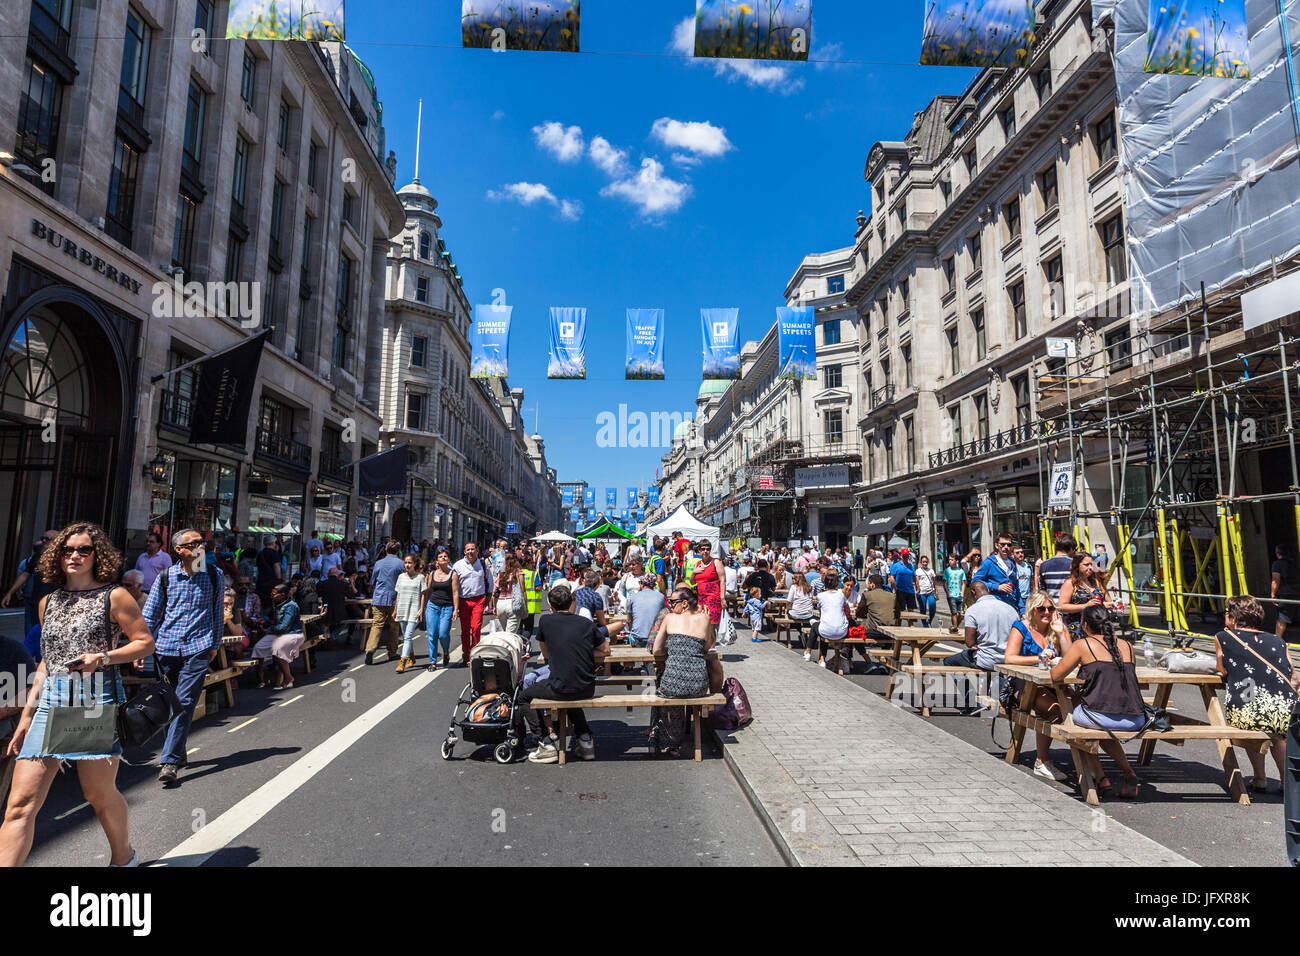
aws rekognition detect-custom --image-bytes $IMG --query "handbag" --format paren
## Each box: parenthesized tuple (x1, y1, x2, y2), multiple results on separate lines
(717, 612, 737, 646)
(104, 586, 184, 748)
(40, 672, 119, 756)
(1162, 649, 1218, 675)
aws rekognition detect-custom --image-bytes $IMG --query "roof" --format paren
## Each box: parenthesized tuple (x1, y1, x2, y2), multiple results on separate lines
(673, 420, 691, 440)
(698, 380, 730, 397)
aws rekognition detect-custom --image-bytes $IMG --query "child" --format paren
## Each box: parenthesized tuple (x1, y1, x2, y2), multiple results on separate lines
(745, 586, 766, 643)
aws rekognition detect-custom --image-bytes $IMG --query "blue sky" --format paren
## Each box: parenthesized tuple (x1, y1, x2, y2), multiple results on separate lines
(345, 0, 981, 499)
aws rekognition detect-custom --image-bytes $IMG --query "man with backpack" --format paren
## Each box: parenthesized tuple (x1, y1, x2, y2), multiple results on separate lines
(141, 529, 224, 787)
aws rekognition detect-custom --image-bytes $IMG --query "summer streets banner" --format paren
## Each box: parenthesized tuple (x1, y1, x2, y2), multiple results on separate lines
(920, 0, 1038, 68)
(627, 487, 638, 505)
(648, 487, 660, 506)
(548, 307, 587, 379)
(562, 486, 574, 506)
(471, 304, 511, 379)
(626, 308, 666, 380)
(188, 331, 269, 445)
(1144, 0, 1249, 77)
(776, 306, 816, 381)
(227, 0, 345, 39)
(694, 0, 811, 61)
(462, 0, 580, 52)
(607, 488, 618, 508)
(701, 308, 740, 380)
(637, 508, 645, 522)
(584, 487, 595, 507)
(570, 507, 580, 521)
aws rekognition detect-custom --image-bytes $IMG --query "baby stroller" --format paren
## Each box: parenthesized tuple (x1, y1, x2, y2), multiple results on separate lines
(440, 629, 527, 764)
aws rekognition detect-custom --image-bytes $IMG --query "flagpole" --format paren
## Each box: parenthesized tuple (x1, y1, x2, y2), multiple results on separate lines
(148, 329, 272, 385)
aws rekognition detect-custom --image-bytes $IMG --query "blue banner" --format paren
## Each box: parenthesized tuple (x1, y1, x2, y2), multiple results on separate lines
(584, 487, 595, 507)
(648, 487, 660, 506)
(776, 306, 817, 381)
(562, 487, 574, 506)
(626, 308, 665, 380)
(921, 0, 1036, 68)
(606, 488, 617, 508)
(228, 0, 345, 39)
(627, 487, 637, 505)
(471, 304, 511, 379)
(637, 508, 645, 522)
(701, 308, 740, 380)
(569, 507, 580, 521)
(548, 307, 587, 379)
(694, 0, 810, 62)
(621, 508, 629, 520)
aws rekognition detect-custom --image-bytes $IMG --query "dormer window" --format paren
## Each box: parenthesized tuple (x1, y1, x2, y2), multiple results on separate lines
(419, 230, 431, 259)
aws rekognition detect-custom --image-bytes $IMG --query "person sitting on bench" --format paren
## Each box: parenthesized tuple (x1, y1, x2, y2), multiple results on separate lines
(854, 574, 898, 639)
(517, 585, 622, 764)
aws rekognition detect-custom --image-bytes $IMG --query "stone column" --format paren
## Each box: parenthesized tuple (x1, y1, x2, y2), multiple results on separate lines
(977, 482, 992, 552)
(917, 494, 932, 562)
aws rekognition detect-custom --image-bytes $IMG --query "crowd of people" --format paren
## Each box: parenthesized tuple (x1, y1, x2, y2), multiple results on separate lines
(0, 521, 1296, 866)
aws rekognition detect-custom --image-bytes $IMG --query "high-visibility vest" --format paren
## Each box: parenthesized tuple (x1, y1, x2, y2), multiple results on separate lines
(684, 555, 702, 584)
(520, 568, 543, 614)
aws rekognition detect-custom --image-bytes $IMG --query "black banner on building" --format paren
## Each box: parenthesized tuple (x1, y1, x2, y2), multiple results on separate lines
(358, 444, 409, 497)
(188, 331, 269, 446)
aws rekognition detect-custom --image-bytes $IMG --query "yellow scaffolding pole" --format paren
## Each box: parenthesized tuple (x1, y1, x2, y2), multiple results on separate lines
(1156, 507, 1175, 625)
(1119, 524, 1139, 629)
(1217, 505, 1234, 600)
(1226, 512, 1249, 596)
(1169, 518, 1190, 631)
(1185, 529, 1220, 614)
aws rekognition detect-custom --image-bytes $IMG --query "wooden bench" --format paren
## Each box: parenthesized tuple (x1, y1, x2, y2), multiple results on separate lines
(773, 616, 815, 648)
(298, 612, 327, 673)
(529, 693, 726, 764)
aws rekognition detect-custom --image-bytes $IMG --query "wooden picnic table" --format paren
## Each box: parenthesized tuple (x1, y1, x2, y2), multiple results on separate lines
(875, 625, 972, 717)
(899, 610, 929, 623)
(298, 612, 327, 673)
(994, 662, 1274, 806)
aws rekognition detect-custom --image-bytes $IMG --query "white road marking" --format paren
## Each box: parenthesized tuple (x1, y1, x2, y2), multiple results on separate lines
(319, 677, 339, 687)
(348, 663, 366, 672)
(227, 718, 258, 734)
(187, 747, 201, 755)
(54, 801, 89, 820)
(279, 694, 304, 708)
(155, 667, 444, 867)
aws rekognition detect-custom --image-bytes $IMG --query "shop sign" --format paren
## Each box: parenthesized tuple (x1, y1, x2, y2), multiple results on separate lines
(30, 219, 143, 294)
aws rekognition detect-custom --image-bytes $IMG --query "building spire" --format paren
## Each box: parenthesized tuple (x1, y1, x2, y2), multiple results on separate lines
(414, 98, 423, 184)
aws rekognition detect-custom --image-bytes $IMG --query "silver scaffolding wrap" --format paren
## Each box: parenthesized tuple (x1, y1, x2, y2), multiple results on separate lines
(1094, 0, 1300, 321)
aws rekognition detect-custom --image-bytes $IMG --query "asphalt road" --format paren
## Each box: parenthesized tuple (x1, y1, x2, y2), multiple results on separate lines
(14, 622, 781, 867)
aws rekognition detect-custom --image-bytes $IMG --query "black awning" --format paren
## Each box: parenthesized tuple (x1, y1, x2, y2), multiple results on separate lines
(851, 504, 914, 538)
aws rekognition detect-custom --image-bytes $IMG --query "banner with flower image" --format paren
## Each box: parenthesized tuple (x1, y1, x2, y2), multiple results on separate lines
(471, 304, 511, 379)
(626, 309, 666, 380)
(920, 1, 1038, 68)
(463, 1, 580, 52)
(227, 1, 345, 39)
(1144, 0, 1249, 78)
(694, 0, 811, 61)
(548, 307, 587, 379)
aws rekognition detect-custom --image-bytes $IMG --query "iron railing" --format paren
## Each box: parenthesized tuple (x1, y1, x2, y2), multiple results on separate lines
(928, 420, 1045, 468)
(870, 385, 896, 410)
(255, 426, 312, 470)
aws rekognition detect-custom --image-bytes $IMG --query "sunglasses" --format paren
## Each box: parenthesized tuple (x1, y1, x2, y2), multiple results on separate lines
(61, 544, 94, 557)
(176, 540, 202, 551)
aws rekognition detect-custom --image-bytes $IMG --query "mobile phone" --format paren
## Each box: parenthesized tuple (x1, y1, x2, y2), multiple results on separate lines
(62, 656, 86, 669)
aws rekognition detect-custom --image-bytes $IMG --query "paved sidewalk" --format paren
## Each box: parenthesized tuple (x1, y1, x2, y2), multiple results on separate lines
(715, 641, 1195, 867)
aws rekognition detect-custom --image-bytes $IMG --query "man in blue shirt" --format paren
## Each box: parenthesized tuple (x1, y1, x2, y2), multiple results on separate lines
(142, 528, 224, 786)
(972, 532, 1021, 611)
(366, 542, 406, 665)
(889, 551, 917, 612)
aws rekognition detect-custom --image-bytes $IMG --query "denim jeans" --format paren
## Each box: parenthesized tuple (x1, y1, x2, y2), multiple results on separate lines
(158, 649, 213, 766)
(400, 619, 420, 659)
(942, 647, 979, 668)
(918, 592, 937, 626)
(425, 603, 454, 662)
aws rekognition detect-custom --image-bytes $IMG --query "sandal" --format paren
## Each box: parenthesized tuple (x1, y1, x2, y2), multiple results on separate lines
(1096, 778, 1113, 798)
(1119, 775, 1139, 799)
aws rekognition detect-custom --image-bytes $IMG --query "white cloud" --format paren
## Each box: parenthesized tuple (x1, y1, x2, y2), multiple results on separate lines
(600, 158, 692, 218)
(650, 118, 733, 158)
(492, 109, 506, 120)
(589, 136, 630, 176)
(532, 122, 585, 162)
(813, 42, 845, 69)
(670, 16, 803, 93)
(671, 152, 703, 167)
(487, 182, 583, 220)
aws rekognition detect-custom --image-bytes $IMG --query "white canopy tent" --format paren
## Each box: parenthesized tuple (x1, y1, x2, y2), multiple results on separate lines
(533, 530, 577, 543)
(645, 506, 721, 548)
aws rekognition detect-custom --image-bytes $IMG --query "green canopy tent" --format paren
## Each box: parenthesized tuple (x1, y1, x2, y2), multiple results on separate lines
(576, 518, 643, 545)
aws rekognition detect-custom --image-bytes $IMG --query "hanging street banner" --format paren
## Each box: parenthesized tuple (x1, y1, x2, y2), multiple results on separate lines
(1144, 0, 1249, 77)
(562, 486, 574, 506)
(227, 0, 345, 39)
(471, 304, 511, 378)
(358, 444, 409, 498)
(570, 507, 580, 521)
(626, 308, 666, 380)
(776, 306, 817, 381)
(637, 508, 645, 522)
(584, 487, 595, 507)
(648, 487, 660, 506)
(627, 487, 638, 505)
(188, 331, 269, 446)
(548, 306, 587, 379)
(621, 508, 629, 520)
(694, 0, 810, 61)
(462, 0, 580, 52)
(701, 308, 740, 380)
(920, 0, 1037, 68)
(606, 488, 617, 507)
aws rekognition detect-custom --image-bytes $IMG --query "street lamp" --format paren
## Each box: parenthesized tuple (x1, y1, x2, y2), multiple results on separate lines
(144, 452, 169, 483)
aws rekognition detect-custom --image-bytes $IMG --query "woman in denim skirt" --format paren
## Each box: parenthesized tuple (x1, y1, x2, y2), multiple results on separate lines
(0, 523, 155, 867)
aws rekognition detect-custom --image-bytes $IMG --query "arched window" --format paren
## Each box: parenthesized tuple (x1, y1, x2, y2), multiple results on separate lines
(419, 230, 431, 259)
(2, 309, 90, 427)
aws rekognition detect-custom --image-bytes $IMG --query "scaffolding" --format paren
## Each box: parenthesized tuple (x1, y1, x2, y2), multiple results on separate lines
(1033, 258, 1300, 645)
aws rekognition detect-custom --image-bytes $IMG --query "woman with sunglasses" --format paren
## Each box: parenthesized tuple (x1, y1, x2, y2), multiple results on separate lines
(1001, 591, 1071, 782)
(689, 540, 726, 637)
(0, 523, 155, 867)
(650, 587, 714, 757)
